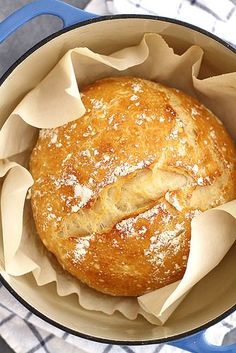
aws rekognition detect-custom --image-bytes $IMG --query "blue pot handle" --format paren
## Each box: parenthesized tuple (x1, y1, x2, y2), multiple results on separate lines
(169, 329, 236, 352)
(1, 4, 236, 350)
(0, 0, 97, 43)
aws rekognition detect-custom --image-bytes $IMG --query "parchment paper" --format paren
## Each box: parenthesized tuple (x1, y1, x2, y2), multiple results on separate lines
(0, 33, 235, 325)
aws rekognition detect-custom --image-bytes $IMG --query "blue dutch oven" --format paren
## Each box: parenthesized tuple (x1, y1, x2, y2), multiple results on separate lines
(0, 1, 236, 352)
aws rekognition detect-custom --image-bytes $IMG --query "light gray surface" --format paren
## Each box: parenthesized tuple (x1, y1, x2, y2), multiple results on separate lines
(0, 1, 89, 352)
(0, 1, 236, 353)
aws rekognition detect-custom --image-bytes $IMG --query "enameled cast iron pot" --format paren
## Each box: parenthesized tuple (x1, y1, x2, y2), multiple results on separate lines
(0, 1, 236, 351)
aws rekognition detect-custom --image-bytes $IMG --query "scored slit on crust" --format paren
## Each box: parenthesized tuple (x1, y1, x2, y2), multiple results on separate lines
(29, 77, 236, 296)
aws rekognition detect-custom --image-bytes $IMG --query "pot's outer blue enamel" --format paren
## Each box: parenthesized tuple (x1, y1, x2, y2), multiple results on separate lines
(0, 1, 235, 351)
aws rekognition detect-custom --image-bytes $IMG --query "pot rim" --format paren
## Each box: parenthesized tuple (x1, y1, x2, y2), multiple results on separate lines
(0, 14, 235, 345)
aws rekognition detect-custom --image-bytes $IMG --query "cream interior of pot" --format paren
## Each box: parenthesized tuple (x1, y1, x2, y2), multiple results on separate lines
(0, 18, 236, 342)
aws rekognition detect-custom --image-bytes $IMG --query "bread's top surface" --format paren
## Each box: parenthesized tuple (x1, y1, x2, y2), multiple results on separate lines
(30, 77, 236, 296)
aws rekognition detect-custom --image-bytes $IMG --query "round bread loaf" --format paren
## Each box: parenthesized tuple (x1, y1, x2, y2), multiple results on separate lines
(30, 77, 236, 296)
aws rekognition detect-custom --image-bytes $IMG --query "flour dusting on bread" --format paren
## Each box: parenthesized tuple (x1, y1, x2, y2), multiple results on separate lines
(30, 77, 236, 296)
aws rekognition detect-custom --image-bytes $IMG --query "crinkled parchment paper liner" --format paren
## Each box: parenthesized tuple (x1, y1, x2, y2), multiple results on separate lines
(0, 33, 236, 325)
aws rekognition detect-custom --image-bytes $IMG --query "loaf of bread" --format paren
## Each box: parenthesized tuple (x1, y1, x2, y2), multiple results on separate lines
(30, 77, 236, 296)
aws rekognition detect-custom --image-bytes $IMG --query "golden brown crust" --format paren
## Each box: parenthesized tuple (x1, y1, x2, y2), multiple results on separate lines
(30, 76, 236, 296)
